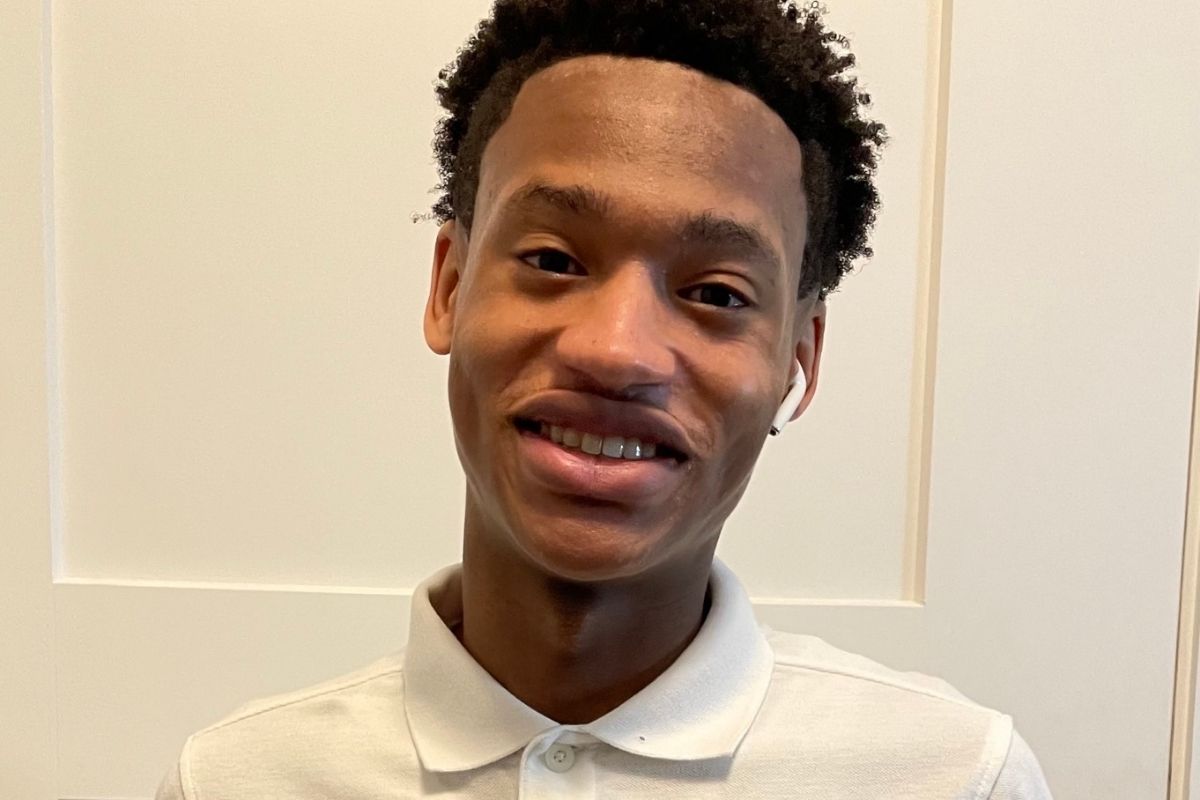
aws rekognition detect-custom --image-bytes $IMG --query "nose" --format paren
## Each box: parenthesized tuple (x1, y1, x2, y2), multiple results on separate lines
(553, 262, 676, 393)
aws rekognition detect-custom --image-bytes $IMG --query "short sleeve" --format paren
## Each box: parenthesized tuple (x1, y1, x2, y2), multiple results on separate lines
(989, 728, 1053, 799)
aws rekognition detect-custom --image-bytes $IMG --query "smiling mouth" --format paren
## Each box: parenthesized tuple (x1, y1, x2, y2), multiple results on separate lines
(512, 416, 686, 505)
(513, 418, 687, 463)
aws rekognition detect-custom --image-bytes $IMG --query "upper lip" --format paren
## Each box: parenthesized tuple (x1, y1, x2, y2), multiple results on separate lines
(511, 391, 693, 461)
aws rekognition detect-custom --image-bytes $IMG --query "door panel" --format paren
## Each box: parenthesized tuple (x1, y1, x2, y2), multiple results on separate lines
(3, 1, 1198, 798)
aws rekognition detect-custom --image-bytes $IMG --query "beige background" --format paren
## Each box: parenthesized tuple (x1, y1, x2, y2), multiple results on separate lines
(3, 1, 1199, 798)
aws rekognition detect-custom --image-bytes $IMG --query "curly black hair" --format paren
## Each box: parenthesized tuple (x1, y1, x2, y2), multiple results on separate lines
(431, 0, 887, 302)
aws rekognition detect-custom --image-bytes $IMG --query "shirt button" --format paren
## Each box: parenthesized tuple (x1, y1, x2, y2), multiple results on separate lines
(543, 742, 576, 772)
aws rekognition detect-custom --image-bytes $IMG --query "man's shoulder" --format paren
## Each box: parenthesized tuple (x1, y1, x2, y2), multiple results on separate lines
(758, 627, 1019, 794)
(175, 649, 413, 793)
(763, 626, 994, 711)
(192, 649, 408, 740)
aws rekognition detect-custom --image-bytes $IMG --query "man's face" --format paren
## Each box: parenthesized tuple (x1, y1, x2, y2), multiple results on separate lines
(424, 55, 825, 582)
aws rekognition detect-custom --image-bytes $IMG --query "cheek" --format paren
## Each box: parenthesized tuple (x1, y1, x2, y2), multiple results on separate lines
(726, 364, 774, 415)
(446, 309, 515, 496)
(448, 319, 501, 427)
(446, 290, 540, 428)
(712, 367, 776, 461)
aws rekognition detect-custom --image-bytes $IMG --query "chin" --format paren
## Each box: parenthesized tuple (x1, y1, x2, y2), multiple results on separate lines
(507, 504, 669, 581)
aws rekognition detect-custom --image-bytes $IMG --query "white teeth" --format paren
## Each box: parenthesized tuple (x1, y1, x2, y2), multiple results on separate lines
(601, 435, 625, 458)
(536, 422, 663, 461)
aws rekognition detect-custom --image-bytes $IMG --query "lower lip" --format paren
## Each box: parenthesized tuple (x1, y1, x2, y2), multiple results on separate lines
(515, 429, 685, 504)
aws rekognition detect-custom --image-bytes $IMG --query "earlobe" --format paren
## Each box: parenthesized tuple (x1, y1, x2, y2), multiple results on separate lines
(423, 220, 464, 356)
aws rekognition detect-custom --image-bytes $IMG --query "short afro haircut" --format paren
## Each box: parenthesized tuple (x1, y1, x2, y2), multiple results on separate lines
(431, 0, 888, 302)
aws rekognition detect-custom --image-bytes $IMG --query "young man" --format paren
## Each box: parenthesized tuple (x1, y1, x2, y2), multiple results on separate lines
(157, 1, 1053, 797)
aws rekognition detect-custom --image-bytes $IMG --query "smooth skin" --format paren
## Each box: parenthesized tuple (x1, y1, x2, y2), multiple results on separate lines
(423, 54, 826, 725)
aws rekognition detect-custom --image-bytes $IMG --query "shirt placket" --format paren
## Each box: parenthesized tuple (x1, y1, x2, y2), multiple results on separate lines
(518, 727, 598, 799)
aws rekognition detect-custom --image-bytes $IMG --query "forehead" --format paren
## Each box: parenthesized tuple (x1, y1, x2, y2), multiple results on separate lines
(473, 55, 806, 258)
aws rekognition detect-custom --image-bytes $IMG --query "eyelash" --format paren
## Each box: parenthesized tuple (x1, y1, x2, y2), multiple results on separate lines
(518, 248, 752, 310)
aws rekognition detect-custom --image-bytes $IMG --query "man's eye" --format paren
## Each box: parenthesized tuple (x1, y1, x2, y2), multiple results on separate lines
(520, 249, 584, 275)
(518, 252, 747, 309)
(684, 284, 750, 309)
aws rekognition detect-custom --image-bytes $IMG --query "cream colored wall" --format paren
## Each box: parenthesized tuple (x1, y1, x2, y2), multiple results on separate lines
(2, 1, 1199, 798)
(0, 0, 56, 798)
(51, 0, 482, 589)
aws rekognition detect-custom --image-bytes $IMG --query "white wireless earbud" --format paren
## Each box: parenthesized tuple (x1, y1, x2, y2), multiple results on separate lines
(769, 358, 807, 436)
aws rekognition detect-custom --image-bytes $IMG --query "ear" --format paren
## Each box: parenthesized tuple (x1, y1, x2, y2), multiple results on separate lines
(423, 220, 465, 356)
(785, 294, 827, 424)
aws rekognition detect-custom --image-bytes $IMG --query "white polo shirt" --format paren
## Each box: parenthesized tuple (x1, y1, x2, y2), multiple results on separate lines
(155, 557, 1053, 798)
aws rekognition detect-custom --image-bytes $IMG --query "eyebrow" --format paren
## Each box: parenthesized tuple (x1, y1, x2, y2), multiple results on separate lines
(506, 181, 783, 280)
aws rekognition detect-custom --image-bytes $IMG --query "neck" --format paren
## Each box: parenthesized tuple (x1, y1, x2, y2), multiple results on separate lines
(452, 497, 716, 725)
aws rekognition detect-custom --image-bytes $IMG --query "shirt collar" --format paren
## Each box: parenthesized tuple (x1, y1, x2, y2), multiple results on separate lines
(402, 555, 775, 773)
